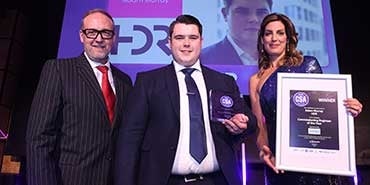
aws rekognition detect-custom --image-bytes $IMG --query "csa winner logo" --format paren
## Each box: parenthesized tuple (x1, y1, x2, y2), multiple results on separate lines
(292, 91, 309, 107)
(220, 96, 233, 108)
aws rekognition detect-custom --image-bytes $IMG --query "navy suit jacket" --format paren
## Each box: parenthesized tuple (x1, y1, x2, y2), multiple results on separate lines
(201, 37, 243, 65)
(114, 63, 256, 185)
(26, 54, 132, 185)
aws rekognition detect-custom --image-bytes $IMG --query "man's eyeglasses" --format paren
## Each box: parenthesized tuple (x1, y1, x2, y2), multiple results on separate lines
(81, 29, 115, 39)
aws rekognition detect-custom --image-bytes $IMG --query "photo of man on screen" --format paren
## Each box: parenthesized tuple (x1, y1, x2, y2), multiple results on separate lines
(201, 0, 272, 65)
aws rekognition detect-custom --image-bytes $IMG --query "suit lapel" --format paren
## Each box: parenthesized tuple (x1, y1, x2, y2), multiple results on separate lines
(201, 66, 215, 104)
(112, 69, 121, 127)
(111, 66, 128, 128)
(201, 66, 224, 135)
(221, 38, 243, 65)
(76, 55, 107, 118)
(164, 64, 180, 119)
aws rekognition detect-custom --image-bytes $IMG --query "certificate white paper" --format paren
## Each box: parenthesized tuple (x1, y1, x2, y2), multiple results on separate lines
(275, 73, 356, 176)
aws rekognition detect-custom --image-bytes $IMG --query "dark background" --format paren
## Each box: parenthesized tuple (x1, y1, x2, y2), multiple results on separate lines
(2, 0, 370, 184)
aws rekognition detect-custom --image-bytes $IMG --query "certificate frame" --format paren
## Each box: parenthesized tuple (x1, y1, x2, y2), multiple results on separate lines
(276, 73, 356, 176)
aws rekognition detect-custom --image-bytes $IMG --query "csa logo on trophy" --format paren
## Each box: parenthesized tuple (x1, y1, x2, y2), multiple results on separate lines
(209, 90, 245, 122)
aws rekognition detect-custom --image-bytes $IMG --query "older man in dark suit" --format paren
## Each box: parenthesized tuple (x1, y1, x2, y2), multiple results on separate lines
(26, 9, 132, 185)
(114, 14, 256, 185)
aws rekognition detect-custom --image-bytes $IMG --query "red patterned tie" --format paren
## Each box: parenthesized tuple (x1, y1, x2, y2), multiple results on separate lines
(97, 66, 116, 124)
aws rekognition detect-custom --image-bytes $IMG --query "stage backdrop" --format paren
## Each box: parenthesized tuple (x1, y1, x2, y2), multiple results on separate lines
(58, 0, 338, 95)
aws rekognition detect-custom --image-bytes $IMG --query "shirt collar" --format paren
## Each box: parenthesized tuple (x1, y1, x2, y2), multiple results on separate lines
(84, 52, 112, 70)
(173, 59, 202, 73)
(226, 34, 244, 57)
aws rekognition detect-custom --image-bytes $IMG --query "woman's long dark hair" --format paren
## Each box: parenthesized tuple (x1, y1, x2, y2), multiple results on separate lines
(257, 13, 303, 77)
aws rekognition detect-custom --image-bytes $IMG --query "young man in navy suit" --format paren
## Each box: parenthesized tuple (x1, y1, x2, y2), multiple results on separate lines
(114, 14, 257, 185)
(26, 9, 132, 185)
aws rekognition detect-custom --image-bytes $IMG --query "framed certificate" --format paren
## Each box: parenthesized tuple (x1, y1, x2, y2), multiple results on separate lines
(275, 73, 356, 176)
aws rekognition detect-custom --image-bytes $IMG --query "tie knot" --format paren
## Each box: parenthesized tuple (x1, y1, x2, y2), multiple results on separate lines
(97, 66, 108, 73)
(181, 68, 196, 76)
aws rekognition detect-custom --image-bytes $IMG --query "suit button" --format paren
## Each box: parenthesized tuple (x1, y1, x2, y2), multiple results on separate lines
(106, 156, 112, 161)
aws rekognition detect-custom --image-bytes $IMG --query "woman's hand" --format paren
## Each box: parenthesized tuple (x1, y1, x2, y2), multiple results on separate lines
(344, 98, 363, 117)
(259, 145, 284, 174)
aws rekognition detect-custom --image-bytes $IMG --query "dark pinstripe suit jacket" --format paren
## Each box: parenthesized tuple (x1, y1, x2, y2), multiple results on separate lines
(26, 54, 132, 185)
(114, 64, 256, 185)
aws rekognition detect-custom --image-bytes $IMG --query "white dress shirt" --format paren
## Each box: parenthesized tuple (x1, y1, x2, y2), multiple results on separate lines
(171, 60, 219, 175)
